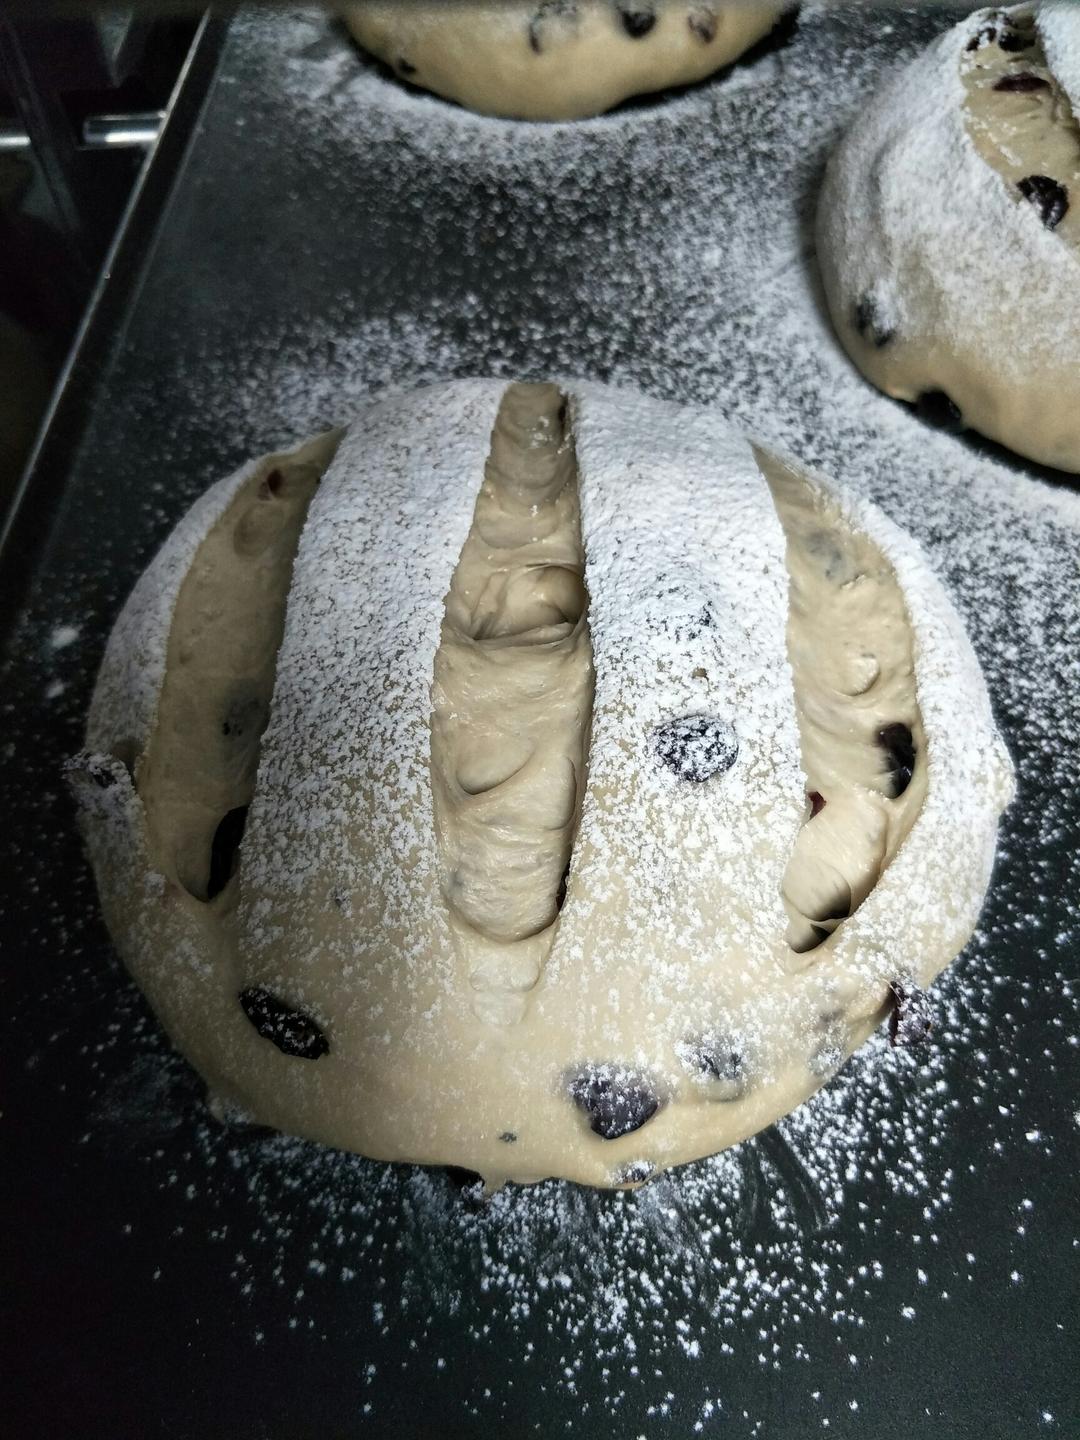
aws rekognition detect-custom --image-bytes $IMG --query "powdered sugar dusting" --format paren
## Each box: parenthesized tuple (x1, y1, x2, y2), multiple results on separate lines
(239, 382, 499, 960)
(1, 2, 1077, 1431)
(1039, 0, 1080, 109)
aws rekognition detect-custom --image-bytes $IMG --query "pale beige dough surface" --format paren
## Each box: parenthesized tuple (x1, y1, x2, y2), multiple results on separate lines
(816, 2, 1080, 473)
(344, 0, 786, 120)
(71, 380, 1013, 1191)
(431, 384, 594, 1022)
(757, 450, 928, 961)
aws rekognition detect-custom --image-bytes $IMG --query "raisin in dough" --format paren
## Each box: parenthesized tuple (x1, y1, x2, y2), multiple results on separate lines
(344, 1, 787, 121)
(70, 381, 1013, 1191)
(817, 2, 1080, 473)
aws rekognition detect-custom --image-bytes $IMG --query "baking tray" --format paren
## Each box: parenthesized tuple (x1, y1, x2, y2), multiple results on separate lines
(2, 6, 1078, 1437)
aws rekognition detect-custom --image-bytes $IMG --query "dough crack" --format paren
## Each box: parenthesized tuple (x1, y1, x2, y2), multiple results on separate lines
(431, 383, 594, 1019)
(138, 433, 342, 902)
(754, 448, 928, 967)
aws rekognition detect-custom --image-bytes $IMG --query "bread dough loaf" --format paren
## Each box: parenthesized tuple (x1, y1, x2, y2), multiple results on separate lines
(344, 1, 787, 120)
(71, 380, 1013, 1190)
(817, 2, 1080, 473)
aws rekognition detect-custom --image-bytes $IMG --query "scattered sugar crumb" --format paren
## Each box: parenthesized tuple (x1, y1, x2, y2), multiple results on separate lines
(47, 623, 81, 651)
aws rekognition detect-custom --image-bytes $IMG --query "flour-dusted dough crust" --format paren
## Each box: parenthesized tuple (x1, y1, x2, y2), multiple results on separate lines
(817, 2, 1080, 473)
(71, 381, 1013, 1190)
(344, 0, 787, 120)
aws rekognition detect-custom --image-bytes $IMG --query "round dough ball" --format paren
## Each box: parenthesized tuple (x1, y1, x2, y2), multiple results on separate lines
(817, 2, 1080, 473)
(344, 0, 788, 120)
(70, 380, 1012, 1190)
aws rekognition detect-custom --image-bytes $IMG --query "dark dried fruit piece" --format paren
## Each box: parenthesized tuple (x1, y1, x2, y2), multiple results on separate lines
(966, 10, 1034, 53)
(499, 1131, 518, 1144)
(615, 1159, 655, 1185)
(967, 10, 1036, 52)
(688, 6, 717, 43)
(808, 790, 826, 818)
(1017, 174, 1069, 230)
(652, 714, 738, 782)
(888, 981, 932, 1047)
(617, 2, 656, 38)
(915, 390, 964, 432)
(670, 603, 715, 645)
(206, 805, 248, 899)
(997, 22, 1034, 53)
(67, 747, 139, 796)
(568, 1067, 660, 1139)
(876, 722, 916, 798)
(82, 755, 120, 789)
(528, 0, 579, 54)
(854, 293, 894, 348)
(221, 695, 265, 741)
(239, 986, 329, 1059)
(681, 1039, 746, 1099)
(993, 72, 1050, 92)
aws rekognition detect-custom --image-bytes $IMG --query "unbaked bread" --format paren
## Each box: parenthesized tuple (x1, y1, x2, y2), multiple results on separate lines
(71, 380, 1013, 1190)
(817, 1, 1080, 472)
(344, 1, 787, 120)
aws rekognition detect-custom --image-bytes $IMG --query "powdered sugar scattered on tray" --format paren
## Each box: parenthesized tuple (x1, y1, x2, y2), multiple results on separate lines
(2, 1, 1078, 1432)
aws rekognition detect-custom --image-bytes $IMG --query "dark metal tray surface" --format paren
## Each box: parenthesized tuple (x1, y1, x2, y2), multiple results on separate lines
(2, 6, 1077, 1437)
